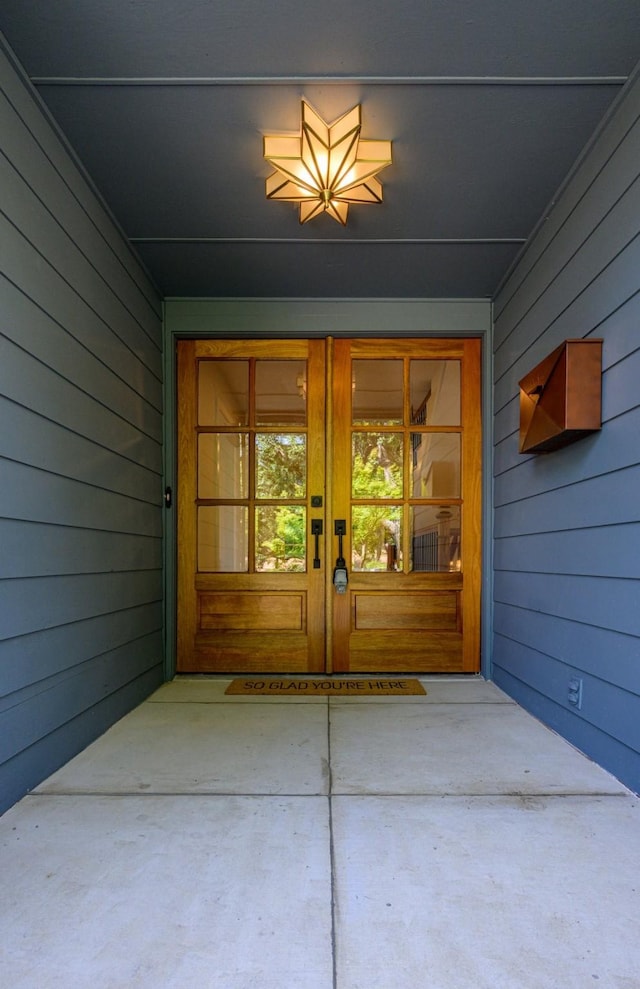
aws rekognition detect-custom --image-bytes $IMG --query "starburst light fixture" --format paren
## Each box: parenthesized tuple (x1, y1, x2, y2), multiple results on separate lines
(264, 101, 392, 225)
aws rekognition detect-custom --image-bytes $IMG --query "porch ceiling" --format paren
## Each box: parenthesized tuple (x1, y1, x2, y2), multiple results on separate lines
(1, 1, 638, 299)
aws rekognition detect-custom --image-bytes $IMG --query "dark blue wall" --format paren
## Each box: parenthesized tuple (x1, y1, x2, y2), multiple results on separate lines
(0, 41, 164, 813)
(492, 69, 640, 794)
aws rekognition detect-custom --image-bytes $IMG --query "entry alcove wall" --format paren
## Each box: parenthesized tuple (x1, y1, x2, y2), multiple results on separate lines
(492, 67, 640, 795)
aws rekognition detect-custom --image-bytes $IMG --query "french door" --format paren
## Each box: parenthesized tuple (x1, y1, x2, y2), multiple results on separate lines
(176, 337, 481, 674)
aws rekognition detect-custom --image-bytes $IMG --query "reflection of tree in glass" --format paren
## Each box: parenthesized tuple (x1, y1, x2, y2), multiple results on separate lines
(352, 433, 403, 498)
(256, 506, 306, 572)
(352, 506, 402, 571)
(256, 433, 306, 498)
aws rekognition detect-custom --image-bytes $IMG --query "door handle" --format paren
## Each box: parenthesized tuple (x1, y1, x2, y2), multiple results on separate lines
(333, 519, 348, 593)
(311, 518, 323, 569)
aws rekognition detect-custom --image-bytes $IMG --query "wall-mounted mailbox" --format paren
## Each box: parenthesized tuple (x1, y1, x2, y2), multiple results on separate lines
(519, 338, 603, 454)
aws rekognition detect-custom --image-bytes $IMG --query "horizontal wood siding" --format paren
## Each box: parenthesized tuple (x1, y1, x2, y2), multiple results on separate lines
(0, 42, 164, 812)
(492, 69, 640, 794)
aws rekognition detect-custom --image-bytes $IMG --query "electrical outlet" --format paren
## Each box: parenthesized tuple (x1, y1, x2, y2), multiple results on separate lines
(567, 677, 583, 710)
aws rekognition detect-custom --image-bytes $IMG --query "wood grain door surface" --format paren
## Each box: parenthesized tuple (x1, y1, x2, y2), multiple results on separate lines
(176, 337, 481, 674)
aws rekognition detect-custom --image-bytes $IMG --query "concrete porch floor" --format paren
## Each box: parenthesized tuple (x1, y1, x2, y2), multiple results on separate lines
(1, 677, 638, 988)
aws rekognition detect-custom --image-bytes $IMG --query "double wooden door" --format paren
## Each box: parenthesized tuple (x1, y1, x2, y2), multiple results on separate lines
(177, 337, 481, 674)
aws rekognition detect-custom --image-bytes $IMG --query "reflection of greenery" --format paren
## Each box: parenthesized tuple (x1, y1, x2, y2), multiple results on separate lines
(254, 434, 306, 571)
(256, 506, 305, 572)
(276, 506, 305, 562)
(351, 435, 403, 570)
(256, 434, 306, 498)
(352, 506, 401, 571)
(352, 434, 403, 498)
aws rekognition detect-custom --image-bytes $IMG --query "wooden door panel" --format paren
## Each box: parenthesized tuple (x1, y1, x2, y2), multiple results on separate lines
(330, 337, 481, 674)
(353, 591, 460, 630)
(199, 592, 305, 631)
(346, 630, 464, 673)
(177, 338, 326, 673)
(192, 632, 310, 672)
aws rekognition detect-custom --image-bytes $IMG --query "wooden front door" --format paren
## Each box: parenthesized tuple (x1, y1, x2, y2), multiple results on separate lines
(330, 338, 481, 672)
(176, 337, 481, 674)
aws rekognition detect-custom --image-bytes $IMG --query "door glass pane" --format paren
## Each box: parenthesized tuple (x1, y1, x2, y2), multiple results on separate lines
(411, 433, 460, 498)
(256, 506, 306, 572)
(352, 433, 403, 498)
(411, 506, 461, 572)
(351, 505, 402, 571)
(256, 434, 306, 498)
(198, 433, 248, 499)
(256, 360, 307, 426)
(198, 361, 248, 426)
(410, 360, 460, 426)
(198, 506, 248, 572)
(352, 360, 403, 424)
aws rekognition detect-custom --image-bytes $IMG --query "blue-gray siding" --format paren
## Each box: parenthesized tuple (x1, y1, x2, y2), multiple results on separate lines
(0, 40, 164, 813)
(492, 68, 640, 793)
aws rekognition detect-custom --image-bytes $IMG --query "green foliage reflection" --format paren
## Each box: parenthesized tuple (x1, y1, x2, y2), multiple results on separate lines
(352, 433, 403, 498)
(352, 505, 402, 571)
(256, 506, 306, 572)
(256, 434, 306, 498)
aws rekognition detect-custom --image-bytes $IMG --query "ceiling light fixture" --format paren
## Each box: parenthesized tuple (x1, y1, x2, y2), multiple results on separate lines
(264, 101, 392, 225)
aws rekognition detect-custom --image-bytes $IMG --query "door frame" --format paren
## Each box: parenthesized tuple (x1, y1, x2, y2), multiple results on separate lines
(163, 299, 494, 681)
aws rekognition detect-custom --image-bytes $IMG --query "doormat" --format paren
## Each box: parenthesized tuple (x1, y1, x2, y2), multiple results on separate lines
(225, 678, 426, 696)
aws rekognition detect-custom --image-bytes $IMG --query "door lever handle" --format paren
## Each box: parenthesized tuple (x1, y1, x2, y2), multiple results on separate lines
(311, 518, 323, 569)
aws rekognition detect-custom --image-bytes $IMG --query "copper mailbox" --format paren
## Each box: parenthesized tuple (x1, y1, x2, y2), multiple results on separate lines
(519, 339, 603, 454)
